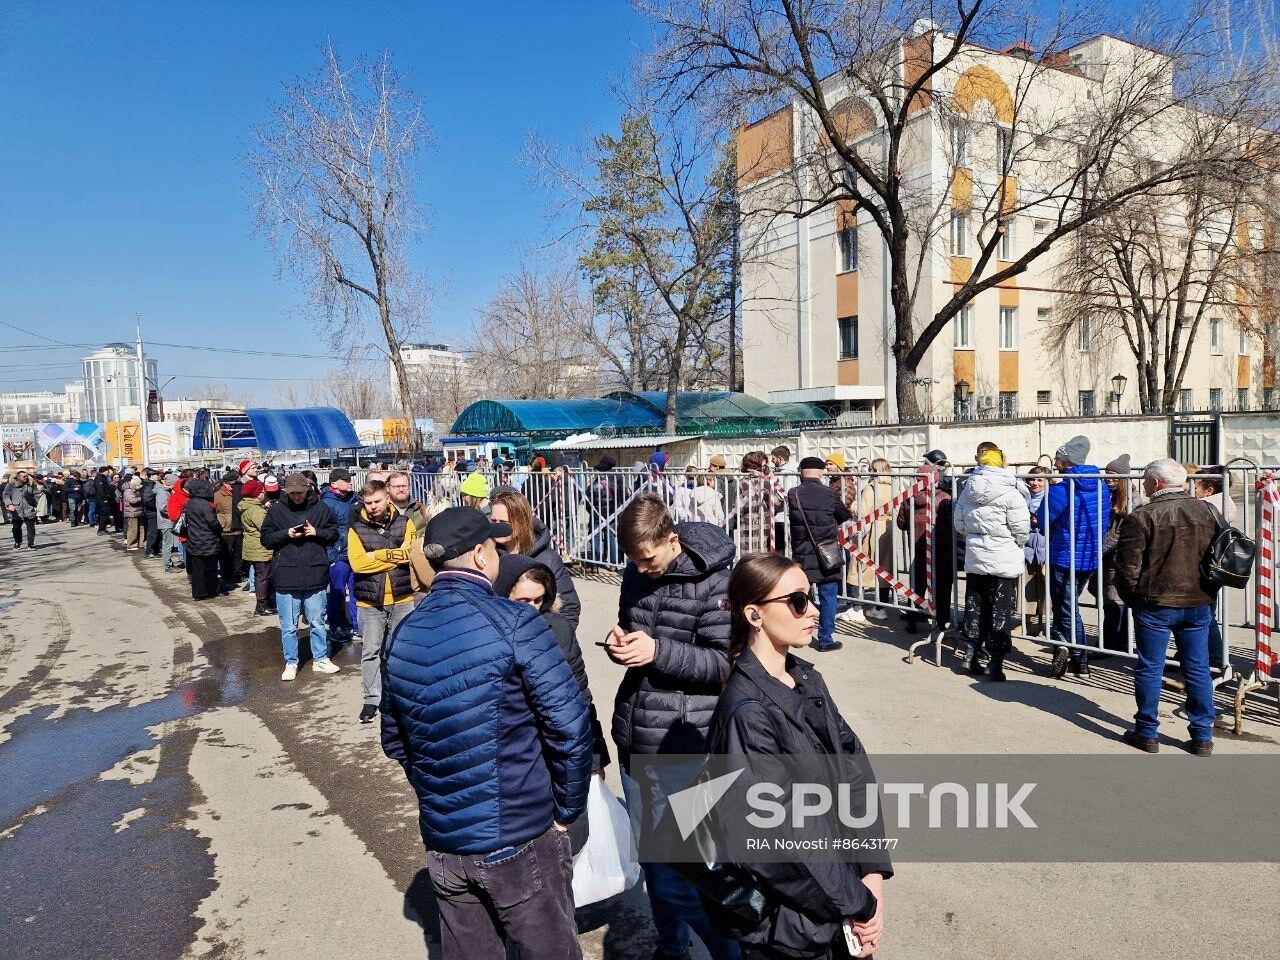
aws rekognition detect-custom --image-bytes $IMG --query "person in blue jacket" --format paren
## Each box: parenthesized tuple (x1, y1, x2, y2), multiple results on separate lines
(381, 506, 592, 960)
(1039, 435, 1111, 678)
(319, 468, 358, 642)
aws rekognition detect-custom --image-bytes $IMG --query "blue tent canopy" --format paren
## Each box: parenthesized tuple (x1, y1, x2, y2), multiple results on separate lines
(194, 407, 358, 451)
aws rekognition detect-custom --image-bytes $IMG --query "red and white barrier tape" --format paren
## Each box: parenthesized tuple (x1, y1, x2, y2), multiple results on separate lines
(833, 476, 934, 614)
(1255, 473, 1279, 680)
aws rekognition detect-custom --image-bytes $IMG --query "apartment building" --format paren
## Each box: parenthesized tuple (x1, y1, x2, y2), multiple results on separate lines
(737, 31, 1274, 421)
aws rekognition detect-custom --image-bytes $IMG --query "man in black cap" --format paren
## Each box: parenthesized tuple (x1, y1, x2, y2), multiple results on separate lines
(381, 507, 591, 960)
(788, 456, 852, 651)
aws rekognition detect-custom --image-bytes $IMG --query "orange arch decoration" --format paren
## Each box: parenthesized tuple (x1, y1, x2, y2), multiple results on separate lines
(952, 65, 1014, 125)
(823, 97, 877, 149)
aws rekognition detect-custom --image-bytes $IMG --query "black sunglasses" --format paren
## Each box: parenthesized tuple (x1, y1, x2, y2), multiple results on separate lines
(759, 591, 813, 616)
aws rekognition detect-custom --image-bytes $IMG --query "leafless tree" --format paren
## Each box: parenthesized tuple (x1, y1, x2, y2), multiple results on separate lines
(1048, 177, 1276, 412)
(471, 265, 604, 399)
(642, 0, 1280, 420)
(305, 367, 391, 420)
(274, 381, 306, 408)
(248, 42, 432, 431)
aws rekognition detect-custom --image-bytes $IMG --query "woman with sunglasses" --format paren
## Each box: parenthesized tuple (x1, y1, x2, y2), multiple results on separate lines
(705, 553, 891, 958)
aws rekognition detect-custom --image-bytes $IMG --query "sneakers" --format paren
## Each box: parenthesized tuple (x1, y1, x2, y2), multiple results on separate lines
(1050, 646, 1071, 678)
(836, 608, 865, 623)
(359, 704, 378, 724)
(312, 658, 340, 674)
(865, 607, 889, 621)
(1122, 729, 1159, 754)
(281, 663, 298, 682)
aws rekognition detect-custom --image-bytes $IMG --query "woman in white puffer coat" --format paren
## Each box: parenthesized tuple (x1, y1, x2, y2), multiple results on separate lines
(953, 448, 1030, 681)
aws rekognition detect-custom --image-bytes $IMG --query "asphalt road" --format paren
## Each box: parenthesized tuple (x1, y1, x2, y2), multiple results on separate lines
(1, 521, 1278, 960)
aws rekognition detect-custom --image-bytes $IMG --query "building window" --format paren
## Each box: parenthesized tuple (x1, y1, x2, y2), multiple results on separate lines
(996, 127, 1012, 170)
(1210, 317, 1223, 354)
(1078, 390, 1096, 416)
(1034, 218, 1051, 235)
(1037, 306, 1052, 322)
(1078, 318, 1093, 352)
(1209, 388, 1223, 411)
(999, 219, 1015, 261)
(999, 306, 1017, 350)
(951, 123, 969, 167)
(1238, 329, 1251, 355)
(1036, 389, 1052, 404)
(1236, 387, 1250, 411)
(1179, 389, 1193, 412)
(838, 316, 859, 360)
(837, 227, 858, 273)
(1265, 387, 1276, 408)
(954, 304, 975, 348)
(998, 391, 1018, 419)
(950, 212, 970, 257)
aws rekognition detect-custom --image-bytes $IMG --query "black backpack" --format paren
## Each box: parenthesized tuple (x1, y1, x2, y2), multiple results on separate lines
(1200, 502, 1255, 591)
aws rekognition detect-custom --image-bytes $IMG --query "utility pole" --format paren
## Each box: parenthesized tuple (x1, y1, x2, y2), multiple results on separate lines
(135, 313, 151, 468)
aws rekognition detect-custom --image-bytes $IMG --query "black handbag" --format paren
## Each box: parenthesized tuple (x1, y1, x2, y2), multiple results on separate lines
(791, 489, 844, 576)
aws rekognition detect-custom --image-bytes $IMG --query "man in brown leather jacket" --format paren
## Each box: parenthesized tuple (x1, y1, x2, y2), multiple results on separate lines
(1113, 458, 1219, 756)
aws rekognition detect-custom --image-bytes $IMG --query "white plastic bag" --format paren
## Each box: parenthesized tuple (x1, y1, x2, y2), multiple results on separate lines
(571, 777, 641, 906)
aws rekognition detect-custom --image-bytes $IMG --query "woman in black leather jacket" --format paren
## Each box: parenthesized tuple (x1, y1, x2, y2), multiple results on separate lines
(707, 553, 891, 958)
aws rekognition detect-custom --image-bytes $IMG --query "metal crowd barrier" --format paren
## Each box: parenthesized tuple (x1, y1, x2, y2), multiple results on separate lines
(302, 460, 1280, 730)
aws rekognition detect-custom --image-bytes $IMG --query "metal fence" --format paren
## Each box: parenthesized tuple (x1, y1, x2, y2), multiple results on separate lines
(310, 461, 1280, 730)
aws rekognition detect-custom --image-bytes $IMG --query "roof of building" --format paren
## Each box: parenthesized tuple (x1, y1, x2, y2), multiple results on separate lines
(193, 406, 358, 451)
(450, 392, 831, 440)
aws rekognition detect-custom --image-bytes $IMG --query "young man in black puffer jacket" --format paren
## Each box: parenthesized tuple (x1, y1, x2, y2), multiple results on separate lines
(603, 493, 738, 960)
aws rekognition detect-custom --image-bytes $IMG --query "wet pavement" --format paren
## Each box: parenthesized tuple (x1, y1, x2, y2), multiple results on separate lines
(2, 523, 1279, 959)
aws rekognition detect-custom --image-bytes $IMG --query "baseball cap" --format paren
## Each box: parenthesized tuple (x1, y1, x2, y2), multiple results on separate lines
(263, 474, 280, 493)
(329, 467, 353, 482)
(708, 454, 727, 468)
(284, 473, 310, 493)
(423, 507, 512, 563)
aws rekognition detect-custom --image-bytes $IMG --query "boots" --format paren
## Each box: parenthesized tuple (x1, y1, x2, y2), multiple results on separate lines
(966, 645, 985, 675)
(253, 601, 272, 617)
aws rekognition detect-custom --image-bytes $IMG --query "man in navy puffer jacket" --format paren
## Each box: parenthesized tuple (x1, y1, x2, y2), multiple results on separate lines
(381, 507, 591, 960)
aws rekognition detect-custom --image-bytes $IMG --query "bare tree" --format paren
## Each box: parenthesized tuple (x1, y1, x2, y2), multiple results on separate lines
(249, 42, 432, 431)
(533, 108, 737, 432)
(274, 381, 306, 408)
(305, 367, 391, 420)
(471, 265, 604, 399)
(643, 0, 1279, 420)
(1049, 177, 1275, 412)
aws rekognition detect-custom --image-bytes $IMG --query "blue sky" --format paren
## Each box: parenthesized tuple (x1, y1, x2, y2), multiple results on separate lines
(0, 0, 648, 402)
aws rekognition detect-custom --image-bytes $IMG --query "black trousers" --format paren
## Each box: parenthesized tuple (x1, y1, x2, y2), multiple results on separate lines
(187, 553, 220, 600)
(11, 514, 35, 547)
(218, 535, 242, 586)
(962, 573, 1018, 663)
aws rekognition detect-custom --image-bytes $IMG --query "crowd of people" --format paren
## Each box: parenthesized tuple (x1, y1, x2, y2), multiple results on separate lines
(1, 432, 1246, 959)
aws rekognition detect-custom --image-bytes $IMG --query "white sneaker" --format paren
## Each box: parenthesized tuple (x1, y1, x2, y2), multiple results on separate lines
(281, 663, 298, 681)
(867, 607, 889, 621)
(312, 658, 340, 674)
(837, 608, 866, 623)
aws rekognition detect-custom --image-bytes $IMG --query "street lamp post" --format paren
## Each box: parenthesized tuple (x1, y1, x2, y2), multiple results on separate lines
(955, 379, 972, 420)
(1111, 373, 1128, 413)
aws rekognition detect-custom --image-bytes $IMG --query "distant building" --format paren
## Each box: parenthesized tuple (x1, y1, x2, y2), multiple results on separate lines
(81, 343, 158, 423)
(0, 390, 73, 424)
(393, 343, 471, 393)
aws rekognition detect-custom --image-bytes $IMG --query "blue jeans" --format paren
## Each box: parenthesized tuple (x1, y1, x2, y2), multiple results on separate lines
(816, 579, 839, 648)
(327, 560, 356, 638)
(621, 763, 740, 960)
(1132, 602, 1215, 741)
(276, 589, 330, 666)
(86, 498, 98, 526)
(1050, 566, 1094, 663)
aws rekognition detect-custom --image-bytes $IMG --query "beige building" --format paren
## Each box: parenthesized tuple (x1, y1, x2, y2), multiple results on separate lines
(737, 31, 1274, 422)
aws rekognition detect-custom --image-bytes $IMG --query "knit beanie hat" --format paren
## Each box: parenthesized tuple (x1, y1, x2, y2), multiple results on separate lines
(825, 452, 847, 471)
(1055, 435, 1091, 466)
(978, 449, 1005, 468)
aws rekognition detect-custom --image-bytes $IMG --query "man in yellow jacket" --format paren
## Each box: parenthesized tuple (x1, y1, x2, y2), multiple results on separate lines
(348, 479, 417, 724)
